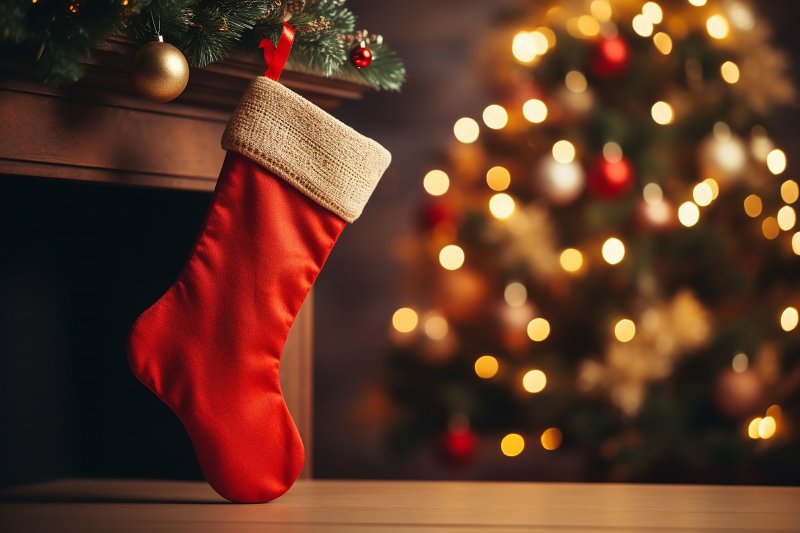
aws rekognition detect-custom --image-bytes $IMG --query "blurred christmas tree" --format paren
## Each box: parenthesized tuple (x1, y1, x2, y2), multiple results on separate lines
(384, 0, 800, 483)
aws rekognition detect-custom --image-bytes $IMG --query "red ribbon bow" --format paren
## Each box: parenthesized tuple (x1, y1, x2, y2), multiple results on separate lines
(259, 23, 295, 81)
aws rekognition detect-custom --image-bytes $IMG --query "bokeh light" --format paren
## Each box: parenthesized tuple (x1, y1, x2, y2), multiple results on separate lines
(512, 32, 538, 63)
(767, 149, 787, 175)
(678, 201, 700, 227)
(732, 353, 749, 373)
(552, 140, 576, 163)
(762, 217, 780, 240)
(504, 282, 528, 307)
(522, 369, 547, 393)
(653, 32, 672, 54)
(743, 194, 763, 218)
(651, 101, 674, 125)
(632, 14, 654, 37)
(486, 166, 511, 191)
(423, 169, 449, 196)
(614, 318, 636, 342)
(602, 237, 625, 265)
(781, 180, 799, 204)
(501, 433, 525, 457)
(424, 313, 449, 340)
(720, 61, 740, 84)
(706, 15, 730, 39)
(489, 193, 517, 220)
(483, 104, 509, 130)
(780, 306, 799, 332)
(439, 244, 465, 270)
(522, 99, 548, 123)
(453, 117, 480, 143)
(540, 427, 563, 451)
(565, 71, 587, 93)
(474, 355, 499, 379)
(693, 182, 713, 206)
(527, 318, 551, 342)
(392, 307, 418, 333)
(777, 206, 796, 231)
(560, 248, 584, 273)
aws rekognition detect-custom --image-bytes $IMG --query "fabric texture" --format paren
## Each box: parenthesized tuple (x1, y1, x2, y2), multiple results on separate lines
(222, 76, 391, 223)
(127, 78, 390, 503)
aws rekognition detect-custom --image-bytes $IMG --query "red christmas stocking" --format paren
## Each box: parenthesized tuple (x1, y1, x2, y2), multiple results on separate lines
(127, 76, 390, 503)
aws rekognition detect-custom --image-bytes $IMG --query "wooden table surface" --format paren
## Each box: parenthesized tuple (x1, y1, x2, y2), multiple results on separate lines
(1, 478, 798, 532)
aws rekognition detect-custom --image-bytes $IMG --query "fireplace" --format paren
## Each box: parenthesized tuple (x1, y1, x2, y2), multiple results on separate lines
(0, 42, 367, 487)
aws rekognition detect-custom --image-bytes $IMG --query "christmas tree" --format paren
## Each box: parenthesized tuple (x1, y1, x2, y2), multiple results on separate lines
(385, 0, 799, 483)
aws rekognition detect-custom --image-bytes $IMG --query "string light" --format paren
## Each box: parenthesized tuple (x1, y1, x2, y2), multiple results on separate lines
(530, 31, 550, 54)
(780, 306, 799, 332)
(688, 0, 707, 6)
(743, 194, 763, 218)
(453, 117, 479, 143)
(692, 182, 714, 206)
(793, 232, 800, 255)
(653, 32, 673, 54)
(731, 353, 749, 373)
(577, 15, 601, 37)
(392, 307, 418, 333)
(423, 170, 449, 196)
(767, 149, 787, 175)
(474, 355, 499, 379)
(483, 104, 509, 130)
(486, 166, 511, 191)
(678, 201, 700, 227)
(522, 369, 547, 393)
(777, 206, 796, 231)
(643, 183, 663, 204)
(781, 180, 799, 204)
(527, 318, 551, 342)
(590, 0, 612, 22)
(439, 244, 465, 270)
(762, 217, 780, 240)
(500, 433, 525, 457)
(424, 313, 449, 340)
(565, 71, 587, 93)
(614, 318, 636, 342)
(632, 14, 654, 37)
(522, 99, 548, 123)
(720, 61, 740, 84)
(552, 140, 576, 163)
(704, 178, 720, 200)
(504, 282, 528, 307)
(559, 248, 584, 273)
(536, 27, 557, 48)
(642, 2, 663, 24)
(512, 32, 538, 63)
(540, 427, 563, 451)
(706, 15, 730, 40)
(602, 237, 625, 265)
(489, 193, 516, 220)
(651, 101, 674, 125)
(758, 416, 777, 439)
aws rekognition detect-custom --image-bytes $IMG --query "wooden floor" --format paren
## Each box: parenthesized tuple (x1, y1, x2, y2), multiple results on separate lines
(1, 478, 798, 532)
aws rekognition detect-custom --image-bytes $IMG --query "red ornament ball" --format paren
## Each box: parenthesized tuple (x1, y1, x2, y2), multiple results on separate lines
(590, 36, 630, 78)
(350, 43, 373, 69)
(441, 425, 477, 464)
(588, 156, 635, 198)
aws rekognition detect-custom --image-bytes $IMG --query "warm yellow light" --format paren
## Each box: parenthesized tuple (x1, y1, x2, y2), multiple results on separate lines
(602, 142, 623, 163)
(522, 369, 547, 393)
(762, 217, 780, 240)
(632, 14, 654, 37)
(692, 182, 714, 207)
(512, 32, 538, 63)
(731, 353, 749, 373)
(501, 433, 525, 457)
(486, 166, 511, 191)
(552, 140, 576, 164)
(530, 31, 550, 54)
(577, 15, 600, 37)
(602, 237, 625, 265)
(688, 0, 707, 6)
(642, 2, 663, 24)
(527, 318, 551, 342)
(704, 178, 720, 200)
(540, 427, 562, 451)
(392, 307, 418, 333)
(678, 201, 700, 227)
(747, 417, 762, 439)
(706, 15, 730, 39)
(720, 61, 740, 84)
(536, 27, 557, 48)
(483, 104, 509, 130)
(614, 318, 636, 342)
(522, 99, 548, 123)
(560, 248, 584, 273)
(793, 232, 800, 255)
(758, 416, 777, 439)
(565, 71, 587, 93)
(475, 355, 499, 379)
(766, 404, 782, 419)
(781, 180, 799, 204)
(504, 282, 528, 307)
(489, 193, 516, 220)
(643, 183, 663, 204)
(653, 32, 673, 54)
(767, 149, 787, 175)
(744, 194, 763, 218)
(778, 206, 796, 231)
(453, 117, 479, 143)
(780, 306, 799, 332)
(439, 244, 465, 270)
(424, 314, 449, 340)
(590, 0, 612, 22)
(423, 169, 450, 196)
(651, 101, 674, 125)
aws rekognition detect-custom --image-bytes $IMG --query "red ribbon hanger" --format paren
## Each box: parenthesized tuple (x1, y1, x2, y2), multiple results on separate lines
(259, 23, 296, 81)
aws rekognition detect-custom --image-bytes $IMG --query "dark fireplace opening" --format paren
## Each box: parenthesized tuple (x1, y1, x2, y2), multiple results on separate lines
(0, 174, 214, 487)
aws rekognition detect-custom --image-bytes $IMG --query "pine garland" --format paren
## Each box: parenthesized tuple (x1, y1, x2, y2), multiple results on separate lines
(0, 0, 405, 90)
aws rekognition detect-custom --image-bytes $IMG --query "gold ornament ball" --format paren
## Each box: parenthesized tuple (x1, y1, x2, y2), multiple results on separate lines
(131, 38, 190, 103)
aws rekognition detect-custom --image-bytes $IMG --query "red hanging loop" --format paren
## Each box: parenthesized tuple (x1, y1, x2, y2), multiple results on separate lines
(259, 23, 295, 81)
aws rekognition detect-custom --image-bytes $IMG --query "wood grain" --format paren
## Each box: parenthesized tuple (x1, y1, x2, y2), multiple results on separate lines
(1, 478, 798, 532)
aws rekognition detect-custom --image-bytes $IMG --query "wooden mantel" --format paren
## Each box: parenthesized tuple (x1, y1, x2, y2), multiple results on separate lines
(0, 41, 364, 478)
(0, 38, 370, 191)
